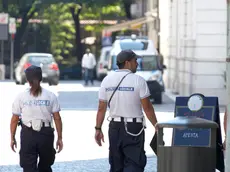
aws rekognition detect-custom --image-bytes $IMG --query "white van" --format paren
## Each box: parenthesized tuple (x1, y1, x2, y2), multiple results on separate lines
(107, 35, 165, 104)
(96, 46, 112, 80)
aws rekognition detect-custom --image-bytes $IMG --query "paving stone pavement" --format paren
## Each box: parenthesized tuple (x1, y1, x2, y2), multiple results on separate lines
(0, 155, 157, 172)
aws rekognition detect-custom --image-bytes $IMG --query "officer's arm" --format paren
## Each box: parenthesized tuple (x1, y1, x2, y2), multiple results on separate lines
(53, 112, 63, 140)
(10, 115, 19, 140)
(82, 55, 85, 68)
(141, 97, 157, 128)
(96, 101, 107, 129)
(92, 54, 96, 67)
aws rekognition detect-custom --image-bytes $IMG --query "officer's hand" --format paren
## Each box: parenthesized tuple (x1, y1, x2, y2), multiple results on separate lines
(56, 139, 63, 153)
(95, 130, 104, 146)
(10, 139, 17, 153)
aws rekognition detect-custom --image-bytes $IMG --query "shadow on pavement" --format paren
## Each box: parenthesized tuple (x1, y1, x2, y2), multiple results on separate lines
(58, 90, 175, 112)
(58, 91, 99, 111)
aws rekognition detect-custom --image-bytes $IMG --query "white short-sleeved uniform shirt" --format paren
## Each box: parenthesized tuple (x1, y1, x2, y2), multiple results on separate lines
(99, 69, 150, 118)
(12, 87, 61, 126)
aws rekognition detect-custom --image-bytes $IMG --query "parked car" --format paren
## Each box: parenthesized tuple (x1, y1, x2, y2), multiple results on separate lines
(59, 63, 82, 80)
(107, 34, 166, 104)
(14, 53, 60, 85)
(96, 46, 112, 80)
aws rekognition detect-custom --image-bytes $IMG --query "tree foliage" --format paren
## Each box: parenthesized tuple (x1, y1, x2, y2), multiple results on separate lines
(81, 2, 125, 32)
(42, 1, 125, 63)
(0, 0, 131, 62)
(43, 3, 76, 62)
(1, 0, 50, 59)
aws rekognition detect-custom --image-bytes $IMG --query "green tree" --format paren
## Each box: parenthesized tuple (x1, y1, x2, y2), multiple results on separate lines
(2, 0, 76, 60)
(43, 1, 125, 63)
(69, 3, 83, 62)
(69, 1, 126, 62)
(43, 3, 75, 63)
(81, 2, 126, 32)
(1, 0, 133, 61)
(1, 0, 46, 59)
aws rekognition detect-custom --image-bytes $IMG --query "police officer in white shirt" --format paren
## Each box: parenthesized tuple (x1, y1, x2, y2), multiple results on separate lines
(10, 65, 63, 172)
(82, 48, 96, 86)
(95, 50, 158, 172)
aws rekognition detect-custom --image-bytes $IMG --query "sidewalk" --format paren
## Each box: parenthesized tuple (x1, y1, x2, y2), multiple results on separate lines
(0, 156, 157, 172)
(164, 89, 178, 102)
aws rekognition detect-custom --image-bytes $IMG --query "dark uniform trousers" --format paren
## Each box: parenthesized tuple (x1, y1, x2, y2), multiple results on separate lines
(20, 125, 56, 172)
(109, 120, 146, 172)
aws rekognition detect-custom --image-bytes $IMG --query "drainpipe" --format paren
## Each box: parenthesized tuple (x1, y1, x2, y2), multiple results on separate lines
(172, 0, 180, 94)
(225, 0, 230, 171)
(157, 0, 160, 50)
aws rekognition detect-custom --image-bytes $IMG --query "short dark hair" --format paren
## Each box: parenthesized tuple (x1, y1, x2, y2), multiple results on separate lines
(117, 62, 125, 69)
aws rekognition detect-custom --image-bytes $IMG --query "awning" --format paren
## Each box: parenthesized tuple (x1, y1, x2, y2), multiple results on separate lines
(103, 16, 154, 33)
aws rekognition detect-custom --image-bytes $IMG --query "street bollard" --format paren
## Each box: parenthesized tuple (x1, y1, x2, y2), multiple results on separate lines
(156, 116, 218, 172)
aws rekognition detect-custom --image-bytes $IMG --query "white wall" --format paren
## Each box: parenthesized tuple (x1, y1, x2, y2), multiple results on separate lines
(159, 0, 171, 89)
(162, 0, 227, 105)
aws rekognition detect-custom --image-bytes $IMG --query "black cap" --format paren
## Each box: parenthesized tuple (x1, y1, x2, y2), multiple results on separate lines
(25, 65, 42, 82)
(116, 50, 140, 64)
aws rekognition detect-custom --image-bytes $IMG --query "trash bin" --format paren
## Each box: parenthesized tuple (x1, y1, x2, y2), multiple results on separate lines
(156, 116, 218, 172)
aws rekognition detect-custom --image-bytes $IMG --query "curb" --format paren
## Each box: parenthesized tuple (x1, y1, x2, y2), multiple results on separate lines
(164, 89, 179, 102)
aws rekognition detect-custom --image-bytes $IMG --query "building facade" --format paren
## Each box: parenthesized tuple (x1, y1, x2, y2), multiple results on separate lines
(130, 0, 160, 49)
(103, 0, 160, 49)
(162, 0, 227, 105)
(103, 0, 227, 105)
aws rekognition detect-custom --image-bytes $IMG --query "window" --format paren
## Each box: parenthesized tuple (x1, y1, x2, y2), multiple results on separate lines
(111, 55, 119, 70)
(109, 55, 159, 71)
(120, 41, 148, 50)
(104, 51, 111, 61)
(137, 55, 159, 71)
(28, 55, 54, 64)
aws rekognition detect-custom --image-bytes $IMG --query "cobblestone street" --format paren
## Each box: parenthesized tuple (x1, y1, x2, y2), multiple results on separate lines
(0, 156, 156, 172)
